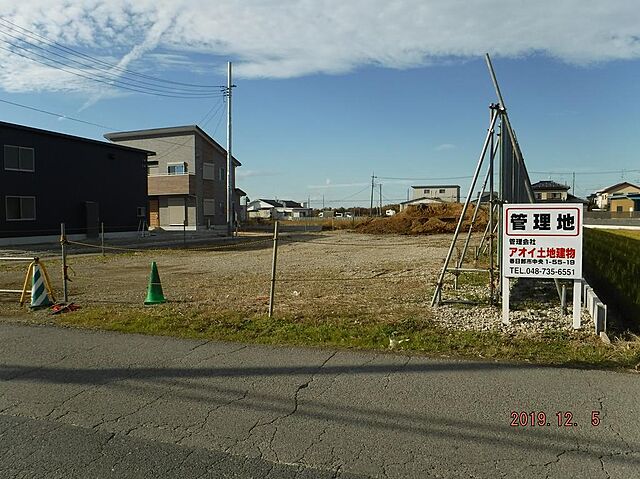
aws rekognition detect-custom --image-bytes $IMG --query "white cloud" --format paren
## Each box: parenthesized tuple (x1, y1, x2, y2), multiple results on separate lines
(0, 0, 639, 95)
(236, 169, 279, 179)
(307, 182, 369, 189)
(435, 143, 456, 151)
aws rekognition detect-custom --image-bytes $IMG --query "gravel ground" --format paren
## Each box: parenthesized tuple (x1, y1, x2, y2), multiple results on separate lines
(0, 230, 589, 336)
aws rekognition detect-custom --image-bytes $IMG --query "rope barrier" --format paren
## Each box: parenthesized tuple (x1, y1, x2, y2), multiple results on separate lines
(67, 240, 146, 253)
(279, 238, 438, 247)
(276, 275, 427, 282)
(66, 237, 273, 254)
(184, 237, 273, 251)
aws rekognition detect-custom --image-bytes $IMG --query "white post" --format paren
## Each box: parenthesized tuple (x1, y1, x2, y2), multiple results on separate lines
(501, 275, 510, 325)
(572, 279, 581, 329)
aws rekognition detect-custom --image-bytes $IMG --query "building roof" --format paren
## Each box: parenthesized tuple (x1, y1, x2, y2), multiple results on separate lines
(609, 193, 640, 200)
(251, 199, 307, 209)
(104, 124, 240, 166)
(596, 181, 640, 194)
(411, 185, 460, 189)
(531, 180, 570, 191)
(400, 197, 444, 205)
(280, 200, 304, 208)
(255, 199, 281, 207)
(234, 187, 247, 197)
(0, 120, 155, 156)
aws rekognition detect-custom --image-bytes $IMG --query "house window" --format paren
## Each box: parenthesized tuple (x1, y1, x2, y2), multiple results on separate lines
(616, 206, 623, 212)
(535, 193, 542, 200)
(167, 162, 187, 175)
(4, 145, 35, 172)
(5, 196, 36, 221)
(551, 192, 561, 199)
(439, 189, 446, 194)
(203, 163, 215, 180)
(204, 199, 215, 216)
(218, 167, 225, 181)
(424, 189, 430, 194)
(136, 206, 146, 217)
(146, 160, 159, 175)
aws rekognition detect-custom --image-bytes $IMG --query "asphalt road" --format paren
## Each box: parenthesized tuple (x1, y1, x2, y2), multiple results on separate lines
(0, 322, 638, 478)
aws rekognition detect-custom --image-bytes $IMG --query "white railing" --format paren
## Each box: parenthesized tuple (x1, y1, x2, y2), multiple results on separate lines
(582, 279, 607, 334)
(148, 172, 195, 177)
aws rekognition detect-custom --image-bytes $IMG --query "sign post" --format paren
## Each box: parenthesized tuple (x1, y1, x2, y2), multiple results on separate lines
(501, 204, 583, 328)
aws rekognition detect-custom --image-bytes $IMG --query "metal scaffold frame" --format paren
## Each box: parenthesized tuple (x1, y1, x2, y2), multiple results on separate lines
(430, 54, 538, 307)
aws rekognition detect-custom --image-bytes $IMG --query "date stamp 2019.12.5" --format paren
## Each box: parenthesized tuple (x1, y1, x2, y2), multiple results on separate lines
(510, 411, 601, 428)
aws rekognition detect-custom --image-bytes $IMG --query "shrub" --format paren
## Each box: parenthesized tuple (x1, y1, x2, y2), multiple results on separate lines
(583, 228, 640, 328)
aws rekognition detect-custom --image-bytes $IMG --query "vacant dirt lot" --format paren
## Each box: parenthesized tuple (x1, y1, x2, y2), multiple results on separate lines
(1, 230, 590, 335)
(0, 231, 452, 321)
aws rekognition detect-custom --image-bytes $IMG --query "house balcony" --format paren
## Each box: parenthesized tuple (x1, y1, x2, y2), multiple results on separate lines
(148, 173, 196, 196)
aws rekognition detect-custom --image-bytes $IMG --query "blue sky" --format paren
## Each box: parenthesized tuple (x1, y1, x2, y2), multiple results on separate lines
(1, 1, 639, 207)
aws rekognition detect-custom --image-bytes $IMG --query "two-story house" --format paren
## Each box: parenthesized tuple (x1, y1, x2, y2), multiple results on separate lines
(531, 180, 588, 204)
(410, 185, 460, 203)
(531, 180, 569, 201)
(105, 125, 243, 231)
(247, 199, 312, 219)
(593, 182, 640, 210)
(1, 120, 151, 244)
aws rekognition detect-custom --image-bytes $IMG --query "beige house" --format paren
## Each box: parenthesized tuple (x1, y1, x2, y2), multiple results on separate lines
(531, 180, 569, 201)
(609, 193, 640, 213)
(410, 185, 460, 203)
(105, 125, 243, 231)
(594, 182, 640, 210)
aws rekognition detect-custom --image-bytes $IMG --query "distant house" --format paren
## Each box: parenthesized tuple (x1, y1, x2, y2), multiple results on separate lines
(531, 180, 587, 204)
(593, 182, 640, 210)
(399, 197, 442, 211)
(609, 193, 640, 213)
(385, 209, 397, 216)
(410, 185, 460, 203)
(1, 120, 152, 244)
(105, 125, 244, 231)
(247, 199, 312, 219)
(531, 180, 569, 201)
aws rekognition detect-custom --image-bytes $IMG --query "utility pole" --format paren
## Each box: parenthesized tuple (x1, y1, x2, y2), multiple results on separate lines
(379, 183, 382, 216)
(370, 173, 375, 216)
(225, 61, 236, 236)
(322, 194, 325, 210)
(572, 172, 575, 193)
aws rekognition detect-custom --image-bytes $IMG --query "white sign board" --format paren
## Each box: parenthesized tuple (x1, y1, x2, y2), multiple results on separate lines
(502, 204, 583, 279)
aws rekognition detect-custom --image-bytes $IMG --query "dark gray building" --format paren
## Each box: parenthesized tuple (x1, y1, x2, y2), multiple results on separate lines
(1, 121, 153, 241)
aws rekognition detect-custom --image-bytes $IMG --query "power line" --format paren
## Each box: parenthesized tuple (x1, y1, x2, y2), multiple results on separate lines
(336, 185, 371, 202)
(0, 43, 223, 99)
(0, 96, 227, 155)
(0, 27, 221, 95)
(530, 169, 640, 176)
(152, 100, 226, 161)
(0, 97, 113, 129)
(0, 17, 222, 90)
